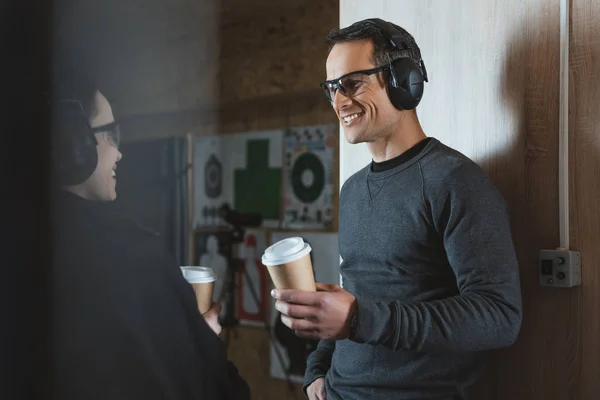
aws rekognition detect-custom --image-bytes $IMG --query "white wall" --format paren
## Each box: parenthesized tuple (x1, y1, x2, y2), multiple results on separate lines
(339, 0, 538, 184)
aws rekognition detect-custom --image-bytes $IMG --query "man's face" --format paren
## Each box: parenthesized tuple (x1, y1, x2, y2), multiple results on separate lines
(68, 91, 122, 201)
(325, 40, 401, 144)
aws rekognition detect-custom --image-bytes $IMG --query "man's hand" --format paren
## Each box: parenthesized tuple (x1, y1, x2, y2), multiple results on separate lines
(202, 302, 222, 336)
(272, 282, 356, 340)
(306, 377, 327, 400)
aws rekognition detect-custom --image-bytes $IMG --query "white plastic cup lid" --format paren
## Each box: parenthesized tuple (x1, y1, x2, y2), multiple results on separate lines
(180, 266, 216, 283)
(261, 237, 312, 266)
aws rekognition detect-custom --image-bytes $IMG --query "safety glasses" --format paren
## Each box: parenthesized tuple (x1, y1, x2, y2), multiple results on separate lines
(320, 65, 389, 102)
(91, 121, 121, 148)
(56, 98, 121, 148)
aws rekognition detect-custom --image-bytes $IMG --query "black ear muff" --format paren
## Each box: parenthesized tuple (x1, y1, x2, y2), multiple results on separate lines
(361, 18, 428, 110)
(58, 135, 98, 186)
(52, 99, 99, 186)
(387, 57, 425, 110)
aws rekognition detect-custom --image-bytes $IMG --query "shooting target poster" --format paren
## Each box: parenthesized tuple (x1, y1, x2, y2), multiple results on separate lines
(193, 130, 283, 229)
(226, 130, 283, 228)
(282, 124, 337, 230)
(193, 135, 228, 227)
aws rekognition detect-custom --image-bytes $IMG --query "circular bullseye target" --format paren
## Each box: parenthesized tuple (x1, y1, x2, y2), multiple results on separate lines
(291, 153, 325, 204)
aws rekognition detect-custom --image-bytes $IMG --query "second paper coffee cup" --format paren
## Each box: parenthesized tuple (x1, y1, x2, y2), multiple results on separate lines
(261, 237, 316, 291)
(181, 266, 216, 314)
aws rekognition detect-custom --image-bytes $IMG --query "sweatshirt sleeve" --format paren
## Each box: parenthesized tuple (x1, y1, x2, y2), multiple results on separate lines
(302, 339, 335, 395)
(351, 161, 522, 353)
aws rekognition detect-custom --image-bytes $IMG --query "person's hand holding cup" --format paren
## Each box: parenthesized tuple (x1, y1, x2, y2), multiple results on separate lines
(181, 266, 222, 335)
(202, 302, 222, 336)
(180, 266, 217, 314)
(264, 237, 357, 341)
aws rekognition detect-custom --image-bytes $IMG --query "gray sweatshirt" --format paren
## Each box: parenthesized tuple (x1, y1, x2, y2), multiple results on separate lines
(303, 138, 522, 400)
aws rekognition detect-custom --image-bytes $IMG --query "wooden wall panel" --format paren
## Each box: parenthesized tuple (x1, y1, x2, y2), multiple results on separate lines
(218, 0, 338, 103)
(216, 0, 339, 133)
(571, 0, 600, 398)
(490, 4, 569, 399)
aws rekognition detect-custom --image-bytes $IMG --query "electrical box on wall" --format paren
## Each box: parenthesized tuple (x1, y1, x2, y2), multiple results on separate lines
(539, 249, 581, 288)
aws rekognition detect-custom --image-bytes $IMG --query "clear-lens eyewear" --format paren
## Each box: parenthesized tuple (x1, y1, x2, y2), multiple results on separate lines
(320, 65, 389, 102)
(56, 98, 121, 148)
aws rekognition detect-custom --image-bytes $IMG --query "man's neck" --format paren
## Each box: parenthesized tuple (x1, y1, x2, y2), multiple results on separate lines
(367, 113, 427, 163)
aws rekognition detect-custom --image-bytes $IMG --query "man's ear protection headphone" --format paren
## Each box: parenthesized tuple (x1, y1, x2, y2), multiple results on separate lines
(51, 98, 99, 186)
(361, 18, 429, 110)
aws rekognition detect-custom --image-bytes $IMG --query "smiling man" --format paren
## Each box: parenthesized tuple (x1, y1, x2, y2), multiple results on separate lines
(272, 18, 523, 400)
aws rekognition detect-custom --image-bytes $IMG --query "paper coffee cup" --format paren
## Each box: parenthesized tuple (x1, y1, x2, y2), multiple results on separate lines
(261, 237, 316, 291)
(181, 266, 216, 314)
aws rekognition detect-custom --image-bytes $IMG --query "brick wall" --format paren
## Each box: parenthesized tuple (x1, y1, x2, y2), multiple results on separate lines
(55, 0, 338, 140)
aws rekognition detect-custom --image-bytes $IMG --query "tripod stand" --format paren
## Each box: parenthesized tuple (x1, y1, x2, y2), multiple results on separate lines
(217, 222, 302, 399)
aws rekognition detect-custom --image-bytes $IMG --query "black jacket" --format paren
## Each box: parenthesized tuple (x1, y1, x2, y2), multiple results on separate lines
(51, 190, 250, 399)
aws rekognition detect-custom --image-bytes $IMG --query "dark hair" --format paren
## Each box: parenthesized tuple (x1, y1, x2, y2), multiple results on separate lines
(327, 20, 423, 68)
(50, 65, 99, 121)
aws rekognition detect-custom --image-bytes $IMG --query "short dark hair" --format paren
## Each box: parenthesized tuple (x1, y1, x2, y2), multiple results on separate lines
(50, 65, 99, 120)
(327, 19, 423, 68)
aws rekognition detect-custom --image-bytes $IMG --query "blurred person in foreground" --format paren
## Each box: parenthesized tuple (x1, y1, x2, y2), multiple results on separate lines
(50, 68, 250, 400)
